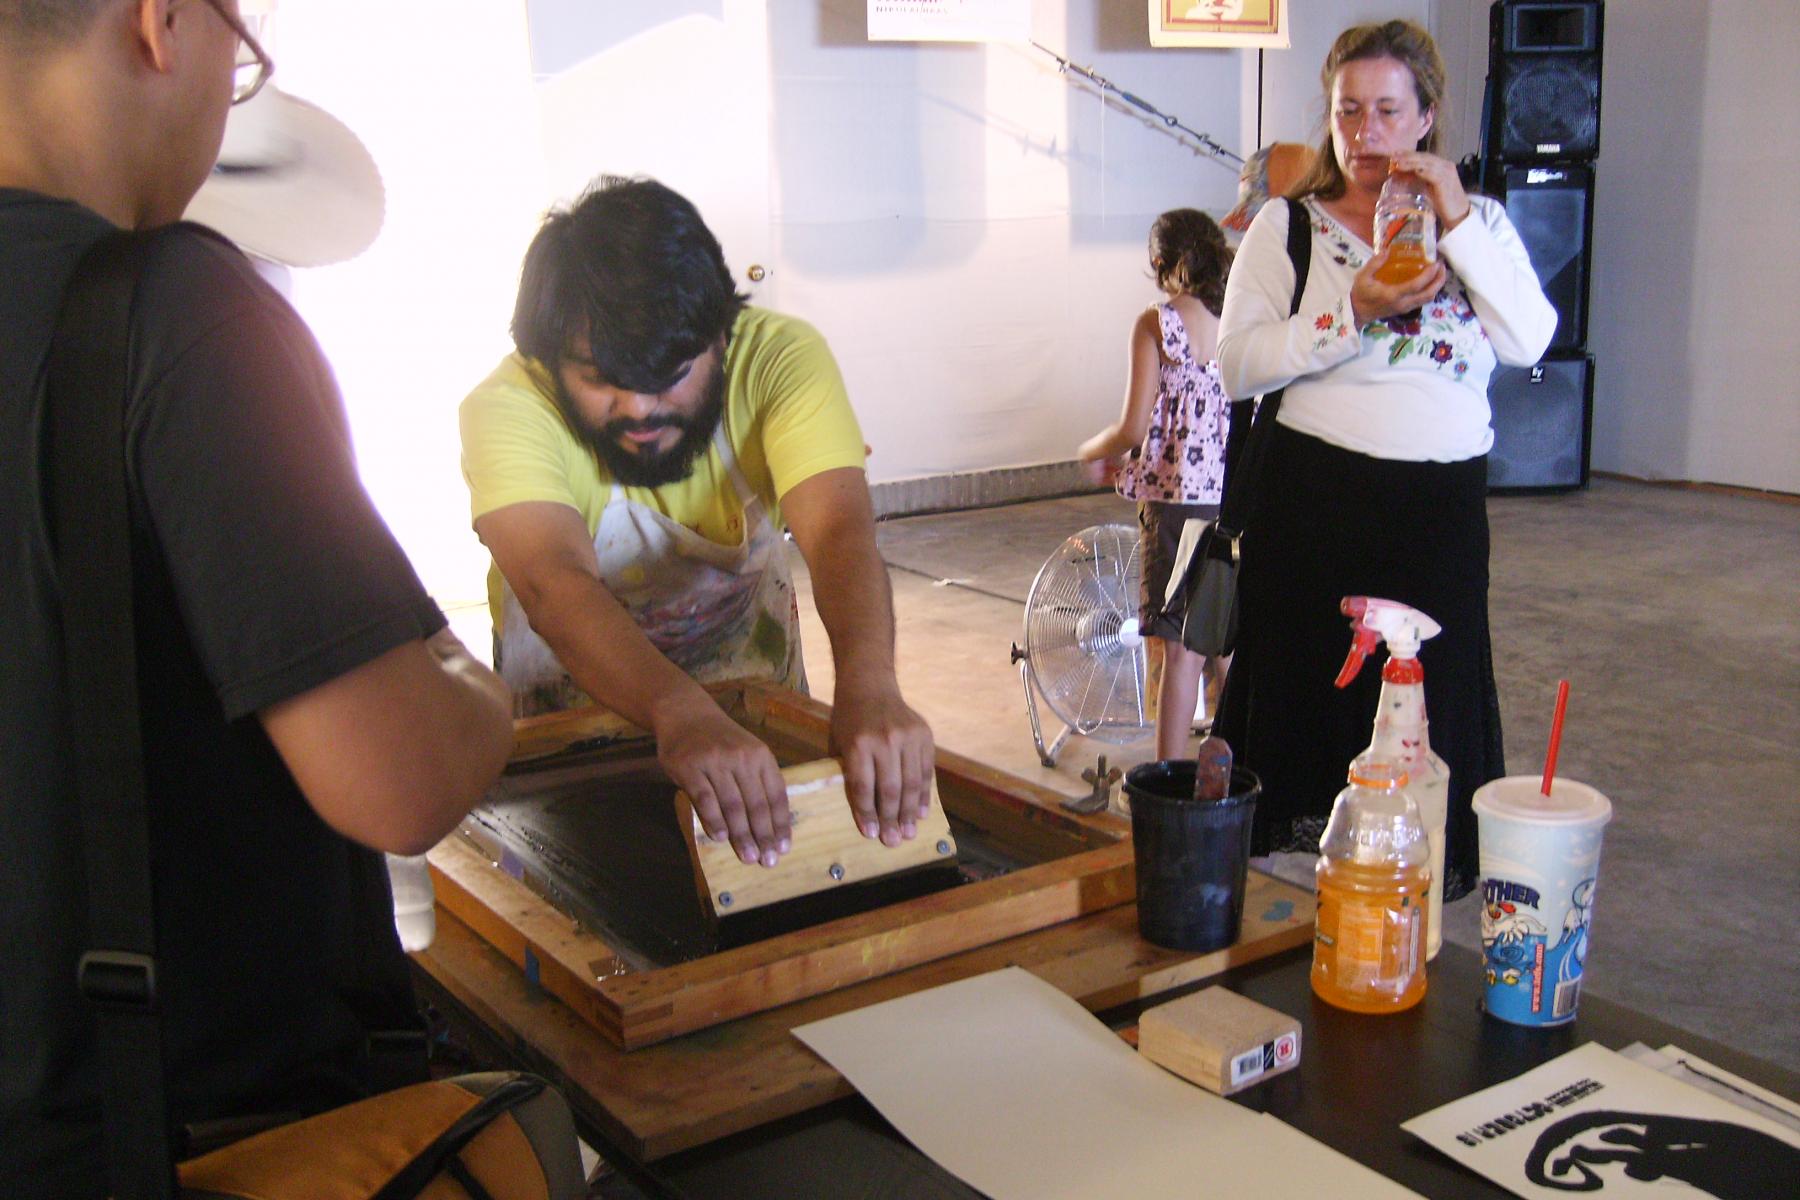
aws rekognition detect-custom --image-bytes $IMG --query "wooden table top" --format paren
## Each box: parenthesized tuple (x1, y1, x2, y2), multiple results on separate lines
(626, 945, 1800, 1200)
(416, 913, 1798, 1200)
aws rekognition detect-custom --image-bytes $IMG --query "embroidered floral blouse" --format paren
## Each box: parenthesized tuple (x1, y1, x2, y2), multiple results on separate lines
(1216, 194, 1556, 463)
(1116, 303, 1231, 505)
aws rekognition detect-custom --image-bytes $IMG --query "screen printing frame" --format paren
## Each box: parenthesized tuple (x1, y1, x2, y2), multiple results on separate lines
(427, 681, 1137, 1050)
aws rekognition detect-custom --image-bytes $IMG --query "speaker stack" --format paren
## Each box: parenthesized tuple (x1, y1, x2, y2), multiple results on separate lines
(1480, 0, 1602, 493)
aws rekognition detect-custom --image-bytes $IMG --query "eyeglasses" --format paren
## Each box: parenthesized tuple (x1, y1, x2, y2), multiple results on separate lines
(200, 0, 275, 106)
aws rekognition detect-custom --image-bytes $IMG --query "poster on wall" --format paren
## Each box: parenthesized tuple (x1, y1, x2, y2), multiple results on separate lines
(1148, 0, 1290, 49)
(868, 0, 1030, 44)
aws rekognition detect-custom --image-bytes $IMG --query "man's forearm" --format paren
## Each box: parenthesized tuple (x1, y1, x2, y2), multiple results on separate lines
(780, 468, 903, 695)
(808, 535, 901, 693)
(511, 560, 794, 864)
(786, 469, 934, 842)
(516, 566, 714, 730)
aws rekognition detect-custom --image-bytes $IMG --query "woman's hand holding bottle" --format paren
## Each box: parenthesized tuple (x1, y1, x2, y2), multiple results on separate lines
(1388, 150, 1471, 231)
(1350, 252, 1446, 328)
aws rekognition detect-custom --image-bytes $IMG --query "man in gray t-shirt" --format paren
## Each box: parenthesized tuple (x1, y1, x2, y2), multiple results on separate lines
(0, 5, 515, 1196)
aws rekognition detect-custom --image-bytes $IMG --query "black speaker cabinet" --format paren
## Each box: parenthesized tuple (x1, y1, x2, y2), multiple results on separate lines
(1485, 162, 1594, 352)
(1487, 1, 1603, 163)
(1488, 352, 1592, 493)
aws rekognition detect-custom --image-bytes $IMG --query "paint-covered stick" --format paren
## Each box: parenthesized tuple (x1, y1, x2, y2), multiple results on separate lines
(1541, 679, 1570, 796)
(1193, 735, 1233, 802)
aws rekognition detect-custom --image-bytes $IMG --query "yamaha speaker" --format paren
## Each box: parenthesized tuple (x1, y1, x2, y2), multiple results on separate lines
(1486, 162, 1594, 352)
(1488, 353, 1592, 493)
(1486, 1, 1603, 164)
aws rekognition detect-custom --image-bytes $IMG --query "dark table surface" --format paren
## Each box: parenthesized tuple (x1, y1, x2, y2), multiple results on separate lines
(584, 944, 1798, 1200)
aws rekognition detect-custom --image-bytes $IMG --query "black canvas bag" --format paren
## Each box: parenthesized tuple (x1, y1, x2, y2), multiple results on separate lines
(1166, 197, 1314, 657)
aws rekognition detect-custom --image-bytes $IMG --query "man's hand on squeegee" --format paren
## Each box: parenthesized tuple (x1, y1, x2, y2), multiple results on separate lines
(655, 693, 792, 867)
(830, 675, 936, 848)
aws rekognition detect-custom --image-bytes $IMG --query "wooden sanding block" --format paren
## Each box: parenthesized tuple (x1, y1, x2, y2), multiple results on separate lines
(1137, 987, 1301, 1096)
(677, 758, 954, 917)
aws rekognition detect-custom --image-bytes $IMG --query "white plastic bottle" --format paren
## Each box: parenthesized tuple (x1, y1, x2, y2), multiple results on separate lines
(385, 852, 436, 952)
(1335, 597, 1451, 959)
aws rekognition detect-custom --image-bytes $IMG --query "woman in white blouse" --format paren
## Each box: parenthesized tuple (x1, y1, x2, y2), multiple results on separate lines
(1214, 20, 1555, 900)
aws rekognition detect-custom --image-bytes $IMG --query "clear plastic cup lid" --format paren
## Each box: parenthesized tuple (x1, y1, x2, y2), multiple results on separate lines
(1473, 776, 1612, 826)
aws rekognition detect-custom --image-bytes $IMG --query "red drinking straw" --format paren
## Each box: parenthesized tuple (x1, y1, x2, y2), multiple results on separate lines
(1541, 679, 1571, 796)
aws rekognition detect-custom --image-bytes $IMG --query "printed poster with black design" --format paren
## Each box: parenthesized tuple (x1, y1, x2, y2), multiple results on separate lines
(1402, 1042, 1799, 1199)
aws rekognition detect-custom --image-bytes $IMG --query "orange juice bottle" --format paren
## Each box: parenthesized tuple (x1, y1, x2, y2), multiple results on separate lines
(1311, 758, 1431, 1013)
(1372, 164, 1436, 285)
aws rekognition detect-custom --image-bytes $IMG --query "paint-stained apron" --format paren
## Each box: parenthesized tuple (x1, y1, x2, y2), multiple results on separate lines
(497, 426, 805, 718)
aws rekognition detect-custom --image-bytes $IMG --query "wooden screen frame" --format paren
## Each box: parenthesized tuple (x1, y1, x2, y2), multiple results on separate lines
(428, 682, 1134, 1049)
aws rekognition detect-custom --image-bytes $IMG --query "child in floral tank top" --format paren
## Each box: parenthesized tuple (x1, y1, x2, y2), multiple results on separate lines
(1078, 209, 1234, 759)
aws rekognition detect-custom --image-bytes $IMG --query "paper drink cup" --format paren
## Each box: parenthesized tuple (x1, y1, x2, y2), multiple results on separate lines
(1472, 776, 1611, 1027)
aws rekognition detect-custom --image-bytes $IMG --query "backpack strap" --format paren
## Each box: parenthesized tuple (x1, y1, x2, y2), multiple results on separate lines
(47, 227, 184, 1200)
(1215, 196, 1314, 538)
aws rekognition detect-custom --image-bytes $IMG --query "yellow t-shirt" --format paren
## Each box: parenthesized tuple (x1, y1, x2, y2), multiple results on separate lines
(459, 306, 867, 627)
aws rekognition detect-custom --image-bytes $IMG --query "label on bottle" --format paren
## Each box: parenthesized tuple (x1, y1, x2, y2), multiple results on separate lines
(1337, 895, 1424, 994)
(1337, 899, 1388, 983)
(1399, 902, 1420, 988)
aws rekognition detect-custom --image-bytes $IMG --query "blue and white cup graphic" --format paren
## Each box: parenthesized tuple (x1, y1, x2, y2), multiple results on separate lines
(1472, 776, 1612, 1027)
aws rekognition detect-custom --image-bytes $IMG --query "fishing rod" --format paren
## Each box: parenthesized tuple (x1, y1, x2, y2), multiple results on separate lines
(1030, 40, 1243, 165)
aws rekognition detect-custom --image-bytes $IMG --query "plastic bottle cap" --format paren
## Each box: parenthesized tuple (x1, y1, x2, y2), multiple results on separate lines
(1348, 759, 1409, 789)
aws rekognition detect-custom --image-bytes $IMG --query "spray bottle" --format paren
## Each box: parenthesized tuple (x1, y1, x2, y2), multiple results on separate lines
(1336, 597, 1450, 960)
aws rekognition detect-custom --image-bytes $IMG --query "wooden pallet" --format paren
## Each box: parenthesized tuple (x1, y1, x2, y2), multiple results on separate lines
(428, 683, 1134, 1049)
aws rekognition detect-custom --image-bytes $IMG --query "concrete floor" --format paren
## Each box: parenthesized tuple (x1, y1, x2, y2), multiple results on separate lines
(791, 476, 1800, 1074)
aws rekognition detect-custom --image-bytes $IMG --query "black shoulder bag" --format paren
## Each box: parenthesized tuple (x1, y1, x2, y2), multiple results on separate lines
(1171, 196, 1314, 657)
(47, 229, 583, 1200)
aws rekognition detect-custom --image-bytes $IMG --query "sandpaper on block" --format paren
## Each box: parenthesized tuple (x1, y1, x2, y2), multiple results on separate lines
(1137, 986, 1301, 1096)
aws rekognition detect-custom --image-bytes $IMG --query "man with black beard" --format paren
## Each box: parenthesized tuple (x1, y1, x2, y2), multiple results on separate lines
(460, 176, 934, 869)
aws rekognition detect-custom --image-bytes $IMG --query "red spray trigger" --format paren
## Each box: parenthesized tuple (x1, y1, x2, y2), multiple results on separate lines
(1336, 597, 1378, 689)
(1335, 596, 1438, 688)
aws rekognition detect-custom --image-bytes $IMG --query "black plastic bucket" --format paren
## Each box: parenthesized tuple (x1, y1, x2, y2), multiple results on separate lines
(1124, 762, 1261, 952)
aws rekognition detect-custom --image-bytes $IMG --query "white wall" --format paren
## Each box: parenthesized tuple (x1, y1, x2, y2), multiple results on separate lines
(271, 0, 547, 601)
(1659, 1, 1798, 490)
(1586, 0, 1800, 491)
(759, 0, 1245, 481)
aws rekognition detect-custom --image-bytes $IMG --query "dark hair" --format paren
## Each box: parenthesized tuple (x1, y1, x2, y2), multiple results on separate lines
(0, 0, 107, 46)
(1290, 20, 1449, 202)
(510, 176, 748, 394)
(1149, 209, 1233, 316)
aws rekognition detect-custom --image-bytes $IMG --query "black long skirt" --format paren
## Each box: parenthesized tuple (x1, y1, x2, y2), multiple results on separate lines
(1214, 424, 1503, 901)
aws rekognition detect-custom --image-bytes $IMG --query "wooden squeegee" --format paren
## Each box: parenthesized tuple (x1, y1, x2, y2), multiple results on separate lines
(676, 758, 956, 918)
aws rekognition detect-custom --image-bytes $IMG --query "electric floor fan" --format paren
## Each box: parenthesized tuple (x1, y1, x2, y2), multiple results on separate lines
(1009, 523, 1152, 766)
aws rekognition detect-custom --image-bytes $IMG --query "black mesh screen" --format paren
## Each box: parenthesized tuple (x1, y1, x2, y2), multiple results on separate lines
(1499, 57, 1601, 159)
(1488, 355, 1592, 492)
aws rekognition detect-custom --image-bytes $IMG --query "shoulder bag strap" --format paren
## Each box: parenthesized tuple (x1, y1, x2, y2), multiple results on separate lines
(47, 228, 180, 1200)
(1215, 195, 1314, 538)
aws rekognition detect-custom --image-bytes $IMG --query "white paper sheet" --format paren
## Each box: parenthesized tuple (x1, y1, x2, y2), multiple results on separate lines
(1402, 1041, 1800, 1198)
(1617, 1043, 1800, 1136)
(793, 967, 1419, 1199)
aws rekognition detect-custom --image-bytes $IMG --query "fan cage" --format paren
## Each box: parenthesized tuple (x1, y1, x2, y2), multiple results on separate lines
(1020, 524, 1150, 744)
